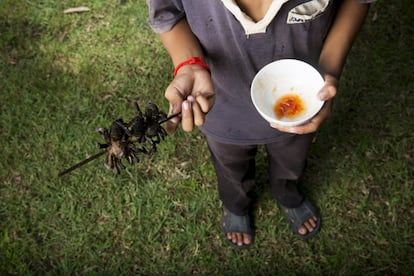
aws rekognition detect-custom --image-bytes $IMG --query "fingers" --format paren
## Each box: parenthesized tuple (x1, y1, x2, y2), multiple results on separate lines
(165, 96, 210, 133)
(164, 102, 182, 133)
(192, 97, 205, 126)
(271, 100, 333, 134)
(164, 68, 215, 133)
(195, 93, 215, 113)
(181, 96, 207, 132)
(164, 80, 185, 133)
(318, 75, 338, 101)
(181, 99, 194, 132)
(271, 117, 320, 134)
(318, 82, 337, 101)
(164, 117, 179, 133)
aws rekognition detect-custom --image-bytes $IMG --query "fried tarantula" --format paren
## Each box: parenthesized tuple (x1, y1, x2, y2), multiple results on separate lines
(96, 101, 168, 174)
(58, 101, 179, 177)
(129, 102, 168, 154)
(97, 119, 140, 174)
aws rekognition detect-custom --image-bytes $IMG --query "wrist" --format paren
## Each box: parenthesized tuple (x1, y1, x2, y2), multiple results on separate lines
(173, 57, 210, 77)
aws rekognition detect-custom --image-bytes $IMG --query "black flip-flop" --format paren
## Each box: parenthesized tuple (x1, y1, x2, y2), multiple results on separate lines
(222, 206, 254, 249)
(279, 198, 321, 239)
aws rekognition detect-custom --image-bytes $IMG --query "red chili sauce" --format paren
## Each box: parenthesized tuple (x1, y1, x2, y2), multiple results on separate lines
(273, 94, 305, 119)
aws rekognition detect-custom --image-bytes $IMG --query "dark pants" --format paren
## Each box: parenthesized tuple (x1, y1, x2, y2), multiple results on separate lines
(206, 134, 314, 216)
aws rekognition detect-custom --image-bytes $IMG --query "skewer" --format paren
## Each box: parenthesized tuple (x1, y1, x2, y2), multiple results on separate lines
(58, 151, 106, 177)
(158, 112, 181, 124)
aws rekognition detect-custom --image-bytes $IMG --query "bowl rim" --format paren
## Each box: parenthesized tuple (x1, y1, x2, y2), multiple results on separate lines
(250, 59, 325, 127)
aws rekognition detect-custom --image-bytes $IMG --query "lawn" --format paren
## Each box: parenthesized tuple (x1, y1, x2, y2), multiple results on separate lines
(1, 0, 413, 274)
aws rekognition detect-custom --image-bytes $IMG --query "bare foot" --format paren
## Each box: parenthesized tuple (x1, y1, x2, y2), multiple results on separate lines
(280, 198, 321, 238)
(223, 209, 253, 248)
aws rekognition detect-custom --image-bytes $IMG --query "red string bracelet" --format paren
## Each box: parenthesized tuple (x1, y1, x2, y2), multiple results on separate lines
(173, 57, 211, 77)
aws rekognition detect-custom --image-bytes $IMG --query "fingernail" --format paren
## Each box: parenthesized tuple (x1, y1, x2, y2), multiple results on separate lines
(170, 104, 179, 114)
(183, 101, 189, 110)
(317, 92, 323, 100)
(187, 95, 194, 102)
(318, 91, 327, 101)
(171, 117, 179, 124)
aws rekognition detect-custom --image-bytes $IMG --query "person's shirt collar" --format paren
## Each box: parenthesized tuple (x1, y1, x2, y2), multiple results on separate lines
(220, 0, 290, 35)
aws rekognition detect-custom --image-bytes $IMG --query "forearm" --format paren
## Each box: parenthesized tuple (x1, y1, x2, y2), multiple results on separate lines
(282, 1, 371, 134)
(319, 0, 370, 81)
(159, 18, 204, 66)
(157, 18, 215, 133)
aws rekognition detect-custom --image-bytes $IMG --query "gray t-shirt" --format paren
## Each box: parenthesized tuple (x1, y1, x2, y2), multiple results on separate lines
(147, 0, 374, 144)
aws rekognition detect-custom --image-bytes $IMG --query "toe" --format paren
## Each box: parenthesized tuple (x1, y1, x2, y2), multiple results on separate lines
(231, 233, 237, 244)
(243, 234, 252, 245)
(298, 225, 307, 235)
(227, 232, 252, 247)
(309, 216, 317, 228)
(303, 221, 314, 232)
(236, 233, 243, 246)
(229, 232, 238, 245)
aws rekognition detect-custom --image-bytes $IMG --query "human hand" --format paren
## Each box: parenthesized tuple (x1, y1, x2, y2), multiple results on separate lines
(164, 65, 215, 133)
(270, 76, 338, 134)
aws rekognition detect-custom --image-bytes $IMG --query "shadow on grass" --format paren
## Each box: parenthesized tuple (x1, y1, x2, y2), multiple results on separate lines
(1, 1, 413, 275)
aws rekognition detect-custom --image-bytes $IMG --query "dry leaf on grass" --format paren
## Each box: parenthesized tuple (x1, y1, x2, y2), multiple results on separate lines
(64, 6, 90, 14)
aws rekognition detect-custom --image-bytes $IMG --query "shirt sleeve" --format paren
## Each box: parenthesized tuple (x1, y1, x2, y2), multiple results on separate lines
(146, 0, 185, 33)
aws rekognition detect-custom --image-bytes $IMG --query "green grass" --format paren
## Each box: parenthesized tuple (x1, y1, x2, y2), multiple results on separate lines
(1, 0, 413, 274)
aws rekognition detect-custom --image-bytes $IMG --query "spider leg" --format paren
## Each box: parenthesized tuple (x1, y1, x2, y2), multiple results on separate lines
(97, 127, 111, 144)
(107, 155, 123, 175)
(126, 146, 140, 164)
(159, 127, 167, 140)
(135, 145, 149, 155)
(116, 158, 125, 171)
(132, 151, 140, 163)
(145, 136, 157, 155)
(127, 151, 139, 164)
(126, 154, 133, 164)
(104, 154, 113, 171)
(151, 134, 161, 145)
(120, 158, 126, 168)
(97, 143, 109, 149)
(114, 119, 132, 137)
(134, 101, 143, 114)
(158, 112, 167, 124)
(113, 160, 121, 175)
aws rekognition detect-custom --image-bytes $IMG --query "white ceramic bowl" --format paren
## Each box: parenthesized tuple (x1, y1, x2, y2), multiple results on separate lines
(251, 59, 325, 127)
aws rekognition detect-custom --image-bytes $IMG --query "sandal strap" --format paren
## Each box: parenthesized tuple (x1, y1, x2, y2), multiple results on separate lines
(280, 198, 320, 235)
(222, 207, 253, 235)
